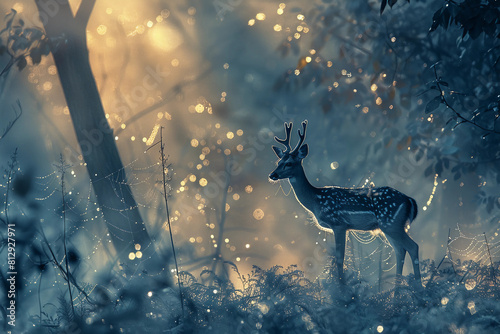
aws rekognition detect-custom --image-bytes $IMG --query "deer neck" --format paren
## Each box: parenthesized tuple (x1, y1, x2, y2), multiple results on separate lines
(289, 165, 316, 211)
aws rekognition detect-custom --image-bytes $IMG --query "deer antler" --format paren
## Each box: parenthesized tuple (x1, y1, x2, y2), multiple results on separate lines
(292, 120, 307, 153)
(274, 122, 293, 152)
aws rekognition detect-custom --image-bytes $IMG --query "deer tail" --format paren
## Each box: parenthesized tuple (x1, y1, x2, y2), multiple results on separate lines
(407, 197, 418, 223)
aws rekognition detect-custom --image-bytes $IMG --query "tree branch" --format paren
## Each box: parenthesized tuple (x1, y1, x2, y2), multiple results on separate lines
(0, 100, 22, 141)
(75, 0, 96, 29)
(433, 66, 500, 136)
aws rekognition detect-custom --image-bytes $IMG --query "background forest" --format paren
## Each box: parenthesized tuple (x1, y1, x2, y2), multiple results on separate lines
(0, 0, 499, 333)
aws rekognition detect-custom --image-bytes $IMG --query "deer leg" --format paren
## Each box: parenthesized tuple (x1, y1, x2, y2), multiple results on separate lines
(333, 228, 346, 282)
(402, 233, 421, 284)
(385, 235, 406, 284)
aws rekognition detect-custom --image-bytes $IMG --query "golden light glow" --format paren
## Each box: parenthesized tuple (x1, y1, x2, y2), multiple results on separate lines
(43, 81, 52, 91)
(245, 185, 253, 193)
(376, 97, 383, 105)
(136, 25, 146, 34)
(97, 25, 107, 35)
(256, 13, 266, 21)
(149, 25, 182, 52)
(191, 139, 199, 147)
(12, 3, 24, 13)
(253, 209, 264, 220)
(161, 9, 170, 18)
(195, 104, 204, 113)
(425, 174, 439, 209)
(248, 19, 255, 26)
(465, 279, 476, 290)
(199, 178, 208, 187)
(146, 124, 160, 146)
(48, 65, 57, 75)
(274, 24, 282, 32)
(371, 84, 378, 92)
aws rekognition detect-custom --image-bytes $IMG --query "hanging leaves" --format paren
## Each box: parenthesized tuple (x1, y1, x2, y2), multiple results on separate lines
(380, 0, 409, 14)
(428, 0, 500, 39)
(16, 56, 27, 71)
(0, 9, 50, 74)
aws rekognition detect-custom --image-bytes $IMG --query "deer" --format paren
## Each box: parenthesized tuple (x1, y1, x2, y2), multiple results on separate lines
(269, 120, 421, 284)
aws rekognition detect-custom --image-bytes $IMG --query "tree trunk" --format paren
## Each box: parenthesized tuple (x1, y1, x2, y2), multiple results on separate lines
(34, 0, 161, 275)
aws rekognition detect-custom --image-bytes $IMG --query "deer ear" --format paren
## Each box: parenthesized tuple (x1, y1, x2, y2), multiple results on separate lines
(272, 146, 285, 158)
(297, 144, 308, 159)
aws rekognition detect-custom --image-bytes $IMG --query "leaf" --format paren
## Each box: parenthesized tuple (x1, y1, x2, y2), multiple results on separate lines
(29, 47, 42, 65)
(16, 56, 27, 71)
(380, 0, 387, 14)
(442, 145, 458, 155)
(443, 158, 449, 169)
(435, 161, 443, 175)
(425, 96, 442, 113)
(442, 7, 451, 29)
(40, 39, 51, 56)
(388, 0, 398, 8)
(429, 9, 442, 33)
(0, 9, 16, 35)
(484, 9, 498, 24)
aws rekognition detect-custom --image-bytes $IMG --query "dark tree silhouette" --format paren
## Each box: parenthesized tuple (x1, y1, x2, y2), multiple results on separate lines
(32, 0, 160, 274)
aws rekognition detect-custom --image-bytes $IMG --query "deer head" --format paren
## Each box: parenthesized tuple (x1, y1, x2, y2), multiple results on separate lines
(269, 120, 308, 181)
